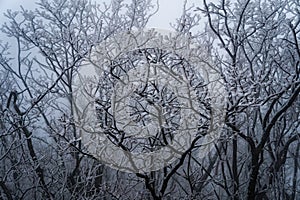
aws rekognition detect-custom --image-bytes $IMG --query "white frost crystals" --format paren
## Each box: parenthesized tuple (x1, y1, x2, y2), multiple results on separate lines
(72, 28, 226, 173)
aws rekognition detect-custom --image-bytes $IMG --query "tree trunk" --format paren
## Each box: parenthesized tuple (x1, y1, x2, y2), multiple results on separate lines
(247, 151, 260, 200)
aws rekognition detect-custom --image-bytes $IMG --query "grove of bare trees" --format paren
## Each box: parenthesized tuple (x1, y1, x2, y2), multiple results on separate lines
(0, 0, 299, 199)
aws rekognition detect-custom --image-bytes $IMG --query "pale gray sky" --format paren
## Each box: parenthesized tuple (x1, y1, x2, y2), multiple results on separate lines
(0, 0, 37, 21)
(148, 0, 201, 29)
(0, 0, 202, 30)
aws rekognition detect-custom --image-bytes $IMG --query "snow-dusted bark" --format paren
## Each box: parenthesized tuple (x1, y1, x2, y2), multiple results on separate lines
(0, 0, 159, 199)
(199, 0, 300, 199)
(0, 0, 299, 199)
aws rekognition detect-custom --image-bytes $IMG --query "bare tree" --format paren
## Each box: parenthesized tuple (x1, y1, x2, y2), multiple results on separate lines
(1, 0, 299, 199)
(199, 0, 300, 199)
(0, 0, 158, 199)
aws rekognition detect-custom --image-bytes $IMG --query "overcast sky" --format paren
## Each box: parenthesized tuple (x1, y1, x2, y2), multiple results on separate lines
(0, 0, 202, 30)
